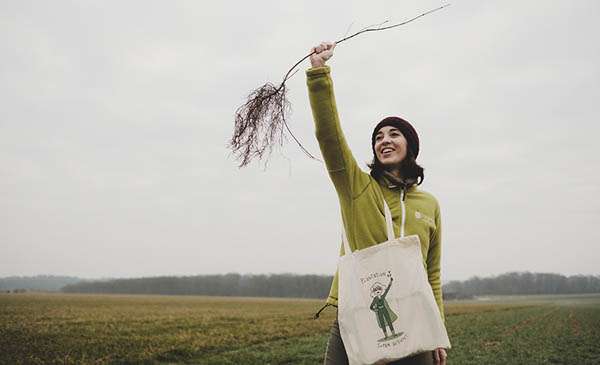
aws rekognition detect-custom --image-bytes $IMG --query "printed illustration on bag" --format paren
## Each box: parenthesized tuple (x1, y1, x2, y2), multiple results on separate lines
(369, 271, 404, 342)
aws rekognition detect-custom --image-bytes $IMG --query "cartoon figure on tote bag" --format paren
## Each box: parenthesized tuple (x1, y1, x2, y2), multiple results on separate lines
(369, 272, 401, 341)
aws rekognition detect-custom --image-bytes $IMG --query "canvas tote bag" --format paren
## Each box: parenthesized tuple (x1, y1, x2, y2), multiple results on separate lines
(338, 195, 450, 365)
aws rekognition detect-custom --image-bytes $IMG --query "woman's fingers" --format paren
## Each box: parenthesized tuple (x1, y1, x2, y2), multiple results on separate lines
(433, 349, 440, 364)
(433, 348, 447, 365)
(440, 348, 447, 365)
(309, 41, 335, 67)
(312, 42, 335, 54)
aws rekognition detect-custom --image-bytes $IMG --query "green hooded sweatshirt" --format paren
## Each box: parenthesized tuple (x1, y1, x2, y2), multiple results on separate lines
(306, 66, 444, 321)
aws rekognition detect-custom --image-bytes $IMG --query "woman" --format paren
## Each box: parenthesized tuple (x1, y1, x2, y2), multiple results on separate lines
(307, 42, 448, 365)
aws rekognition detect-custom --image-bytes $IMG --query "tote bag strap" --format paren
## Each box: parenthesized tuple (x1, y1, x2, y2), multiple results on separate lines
(341, 198, 398, 255)
(399, 189, 406, 238)
(383, 199, 396, 240)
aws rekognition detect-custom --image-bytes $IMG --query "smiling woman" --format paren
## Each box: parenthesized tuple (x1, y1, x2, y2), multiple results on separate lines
(307, 42, 449, 365)
(369, 117, 425, 187)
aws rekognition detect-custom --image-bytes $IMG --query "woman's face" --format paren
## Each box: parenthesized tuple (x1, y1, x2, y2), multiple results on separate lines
(374, 126, 407, 168)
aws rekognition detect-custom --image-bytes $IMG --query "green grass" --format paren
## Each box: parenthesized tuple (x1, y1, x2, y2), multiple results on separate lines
(1, 293, 599, 364)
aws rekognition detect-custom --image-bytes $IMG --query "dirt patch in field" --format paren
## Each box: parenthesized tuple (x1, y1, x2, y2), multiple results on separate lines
(502, 307, 559, 336)
(568, 310, 581, 337)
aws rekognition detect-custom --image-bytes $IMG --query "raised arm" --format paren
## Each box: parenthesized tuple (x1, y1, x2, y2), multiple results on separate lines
(306, 42, 370, 201)
(383, 277, 393, 298)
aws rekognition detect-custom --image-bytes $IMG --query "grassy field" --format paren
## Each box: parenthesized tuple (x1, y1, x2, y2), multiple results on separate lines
(1, 293, 599, 364)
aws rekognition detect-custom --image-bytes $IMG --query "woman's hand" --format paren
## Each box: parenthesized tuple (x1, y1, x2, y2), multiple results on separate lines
(433, 348, 447, 365)
(309, 42, 336, 68)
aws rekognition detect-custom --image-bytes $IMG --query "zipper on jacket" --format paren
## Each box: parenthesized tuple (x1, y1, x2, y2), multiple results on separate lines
(400, 187, 406, 238)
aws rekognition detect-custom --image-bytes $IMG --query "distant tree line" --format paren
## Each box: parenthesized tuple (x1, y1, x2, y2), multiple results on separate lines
(443, 272, 600, 297)
(61, 273, 333, 298)
(0, 275, 82, 292)
(7, 272, 598, 298)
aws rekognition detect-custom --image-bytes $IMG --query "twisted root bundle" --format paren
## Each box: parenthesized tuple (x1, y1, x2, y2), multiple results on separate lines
(231, 83, 291, 168)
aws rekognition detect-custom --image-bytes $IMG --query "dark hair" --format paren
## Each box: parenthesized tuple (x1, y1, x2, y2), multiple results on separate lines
(368, 148, 425, 185)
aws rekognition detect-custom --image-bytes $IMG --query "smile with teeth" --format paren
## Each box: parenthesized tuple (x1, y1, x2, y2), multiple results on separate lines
(381, 147, 395, 154)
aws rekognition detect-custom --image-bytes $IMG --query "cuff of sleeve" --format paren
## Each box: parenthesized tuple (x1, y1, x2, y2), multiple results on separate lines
(306, 65, 331, 78)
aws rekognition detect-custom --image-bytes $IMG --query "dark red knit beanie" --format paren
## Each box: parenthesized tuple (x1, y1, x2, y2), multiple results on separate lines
(371, 116, 420, 159)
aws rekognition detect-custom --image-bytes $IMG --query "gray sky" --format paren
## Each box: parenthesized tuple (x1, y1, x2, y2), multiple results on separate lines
(1, 1, 599, 281)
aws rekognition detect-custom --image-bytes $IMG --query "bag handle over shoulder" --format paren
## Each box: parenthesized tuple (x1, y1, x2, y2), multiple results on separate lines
(342, 193, 405, 255)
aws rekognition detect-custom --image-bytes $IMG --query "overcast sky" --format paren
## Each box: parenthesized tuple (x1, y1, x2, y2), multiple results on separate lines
(1, 1, 599, 281)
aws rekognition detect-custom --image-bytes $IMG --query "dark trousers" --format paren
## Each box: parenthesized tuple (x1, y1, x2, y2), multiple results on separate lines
(324, 319, 434, 365)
